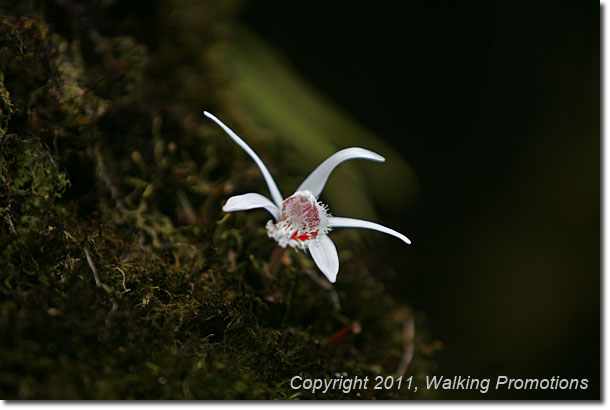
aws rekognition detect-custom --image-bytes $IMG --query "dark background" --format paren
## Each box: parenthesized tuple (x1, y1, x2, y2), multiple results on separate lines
(239, 1, 600, 399)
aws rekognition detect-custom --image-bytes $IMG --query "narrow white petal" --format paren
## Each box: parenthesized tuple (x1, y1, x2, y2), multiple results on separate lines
(223, 193, 281, 221)
(329, 216, 411, 245)
(308, 235, 340, 283)
(296, 148, 385, 198)
(204, 111, 284, 207)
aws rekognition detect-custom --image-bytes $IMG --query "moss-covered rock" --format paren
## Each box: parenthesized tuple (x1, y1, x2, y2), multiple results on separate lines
(0, 0, 437, 399)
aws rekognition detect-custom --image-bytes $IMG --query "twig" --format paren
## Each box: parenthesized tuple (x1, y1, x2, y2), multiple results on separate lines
(322, 322, 361, 353)
(115, 266, 131, 294)
(84, 247, 102, 287)
(84, 249, 122, 329)
(177, 189, 198, 225)
(395, 311, 416, 377)
(200, 181, 233, 226)
(105, 299, 118, 328)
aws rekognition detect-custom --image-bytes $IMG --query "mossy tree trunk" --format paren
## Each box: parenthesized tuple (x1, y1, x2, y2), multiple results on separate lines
(0, 0, 436, 399)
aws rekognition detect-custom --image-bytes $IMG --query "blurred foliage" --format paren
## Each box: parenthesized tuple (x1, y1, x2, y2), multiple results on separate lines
(0, 0, 436, 399)
(228, 25, 418, 219)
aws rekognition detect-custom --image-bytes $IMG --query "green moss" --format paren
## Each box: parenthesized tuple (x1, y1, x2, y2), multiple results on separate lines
(0, 0, 437, 399)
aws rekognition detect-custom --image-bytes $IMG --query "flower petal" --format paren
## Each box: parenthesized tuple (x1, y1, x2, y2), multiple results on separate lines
(204, 111, 284, 207)
(329, 216, 411, 245)
(308, 235, 339, 283)
(223, 193, 281, 221)
(296, 148, 385, 198)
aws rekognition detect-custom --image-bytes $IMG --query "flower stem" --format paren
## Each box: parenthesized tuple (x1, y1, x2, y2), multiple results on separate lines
(268, 244, 287, 276)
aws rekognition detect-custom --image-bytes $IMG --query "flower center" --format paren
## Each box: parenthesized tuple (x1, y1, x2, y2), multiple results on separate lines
(266, 190, 331, 250)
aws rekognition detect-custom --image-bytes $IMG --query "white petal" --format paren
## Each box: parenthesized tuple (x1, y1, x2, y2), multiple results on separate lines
(296, 148, 385, 198)
(223, 193, 281, 221)
(308, 235, 340, 283)
(204, 111, 284, 207)
(329, 216, 411, 245)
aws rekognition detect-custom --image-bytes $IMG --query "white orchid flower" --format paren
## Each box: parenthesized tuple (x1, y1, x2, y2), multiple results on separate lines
(204, 111, 411, 283)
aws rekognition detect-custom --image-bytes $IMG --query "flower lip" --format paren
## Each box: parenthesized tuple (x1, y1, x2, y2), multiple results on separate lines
(266, 190, 331, 250)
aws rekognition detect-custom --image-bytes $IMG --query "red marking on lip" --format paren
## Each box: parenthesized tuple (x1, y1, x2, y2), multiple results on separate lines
(290, 231, 318, 242)
(275, 193, 327, 247)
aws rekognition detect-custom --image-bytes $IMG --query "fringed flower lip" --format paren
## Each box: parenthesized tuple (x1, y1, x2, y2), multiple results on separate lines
(204, 111, 411, 283)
